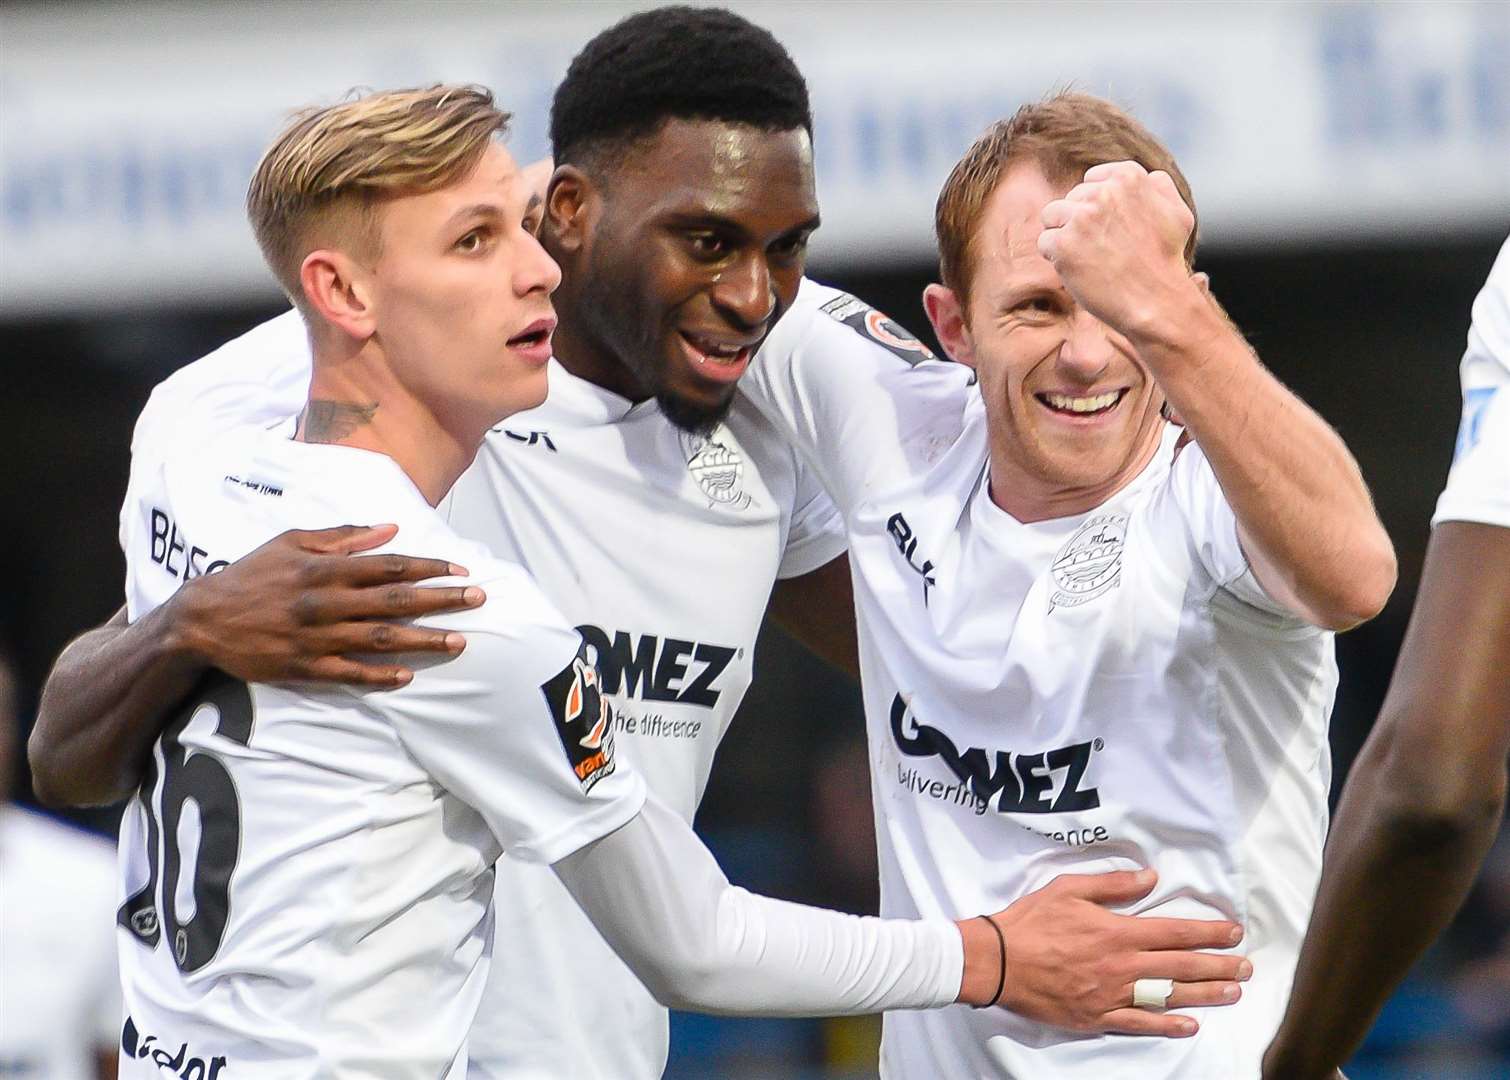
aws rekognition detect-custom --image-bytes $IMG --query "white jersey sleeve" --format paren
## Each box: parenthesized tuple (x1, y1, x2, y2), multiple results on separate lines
(554, 793, 963, 1016)
(743, 279, 976, 522)
(1161, 440, 1300, 619)
(1434, 234, 1510, 530)
(384, 571, 647, 865)
(119, 309, 312, 551)
(776, 450, 847, 579)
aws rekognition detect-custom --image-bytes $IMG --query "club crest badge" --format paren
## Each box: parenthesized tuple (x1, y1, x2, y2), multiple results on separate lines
(680, 426, 752, 510)
(1049, 513, 1128, 610)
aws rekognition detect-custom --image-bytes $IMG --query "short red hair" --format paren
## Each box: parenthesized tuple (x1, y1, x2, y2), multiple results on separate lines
(935, 92, 1198, 303)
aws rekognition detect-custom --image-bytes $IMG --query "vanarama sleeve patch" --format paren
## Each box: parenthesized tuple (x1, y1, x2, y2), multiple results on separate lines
(819, 293, 937, 365)
(541, 640, 617, 792)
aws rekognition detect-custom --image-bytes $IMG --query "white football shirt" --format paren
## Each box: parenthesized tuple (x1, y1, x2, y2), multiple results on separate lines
(743, 279, 1338, 1079)
(115, 427, 645, 1079)
(124, 300, 848, 1079)
(0, 806, 122, 1079)
(1434, 234, 1510, 529)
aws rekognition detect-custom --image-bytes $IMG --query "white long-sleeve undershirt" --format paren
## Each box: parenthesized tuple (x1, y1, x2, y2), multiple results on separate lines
(553, 794, 964, 1016)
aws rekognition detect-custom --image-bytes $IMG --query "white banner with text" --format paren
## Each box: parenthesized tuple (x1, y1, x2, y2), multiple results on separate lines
(2, 0, 1506, 314)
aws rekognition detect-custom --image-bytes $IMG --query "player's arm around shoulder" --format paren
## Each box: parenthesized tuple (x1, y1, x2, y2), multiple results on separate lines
(381, 565, 646, 866)
(744, 280, 967, 516)
(29, 525, 479, 807)
(1040, 163, 1396, 630)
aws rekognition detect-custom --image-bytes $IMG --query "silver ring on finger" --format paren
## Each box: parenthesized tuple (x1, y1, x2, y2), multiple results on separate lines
(1132, 977, 1174, 1010)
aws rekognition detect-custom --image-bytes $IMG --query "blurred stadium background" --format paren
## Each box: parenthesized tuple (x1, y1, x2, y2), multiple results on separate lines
(2, 1, 1507, 1076)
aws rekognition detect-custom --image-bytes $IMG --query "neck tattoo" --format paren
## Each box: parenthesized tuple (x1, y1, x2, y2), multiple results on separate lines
(301, 400, 378, 443)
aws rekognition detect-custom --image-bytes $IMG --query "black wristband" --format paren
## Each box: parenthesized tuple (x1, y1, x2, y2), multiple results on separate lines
(972, 914, 1007, 1008)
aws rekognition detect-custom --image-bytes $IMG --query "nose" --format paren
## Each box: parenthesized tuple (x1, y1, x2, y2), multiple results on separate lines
(1057, 308, 1116, 381)
(517, 229, 562, 297)
(710, 253, 776, 330)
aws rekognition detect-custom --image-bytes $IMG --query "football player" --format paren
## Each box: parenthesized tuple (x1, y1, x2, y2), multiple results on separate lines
(738, 92, 1396, 1077)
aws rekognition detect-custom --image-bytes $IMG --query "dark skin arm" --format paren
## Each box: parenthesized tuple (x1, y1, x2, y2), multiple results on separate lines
(767, 553, 860, 678)
(1263, 520, 1510, 1080)
(28, 524, 481, 808)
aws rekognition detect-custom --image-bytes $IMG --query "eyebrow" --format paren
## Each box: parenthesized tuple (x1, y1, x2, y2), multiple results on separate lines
(443, 203, 507, 230)
(998, 279, 1070, 306)
(525, 193, 542, 215)
(662, 211, 823, 240)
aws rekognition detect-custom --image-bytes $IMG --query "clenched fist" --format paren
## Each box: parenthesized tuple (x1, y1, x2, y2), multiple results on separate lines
(1037, 161, 1197, 338)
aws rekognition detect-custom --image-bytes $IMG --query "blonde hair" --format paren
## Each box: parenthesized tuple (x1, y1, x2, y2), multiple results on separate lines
(247, 84, 510, 308)
(935, 91, 1197, 305)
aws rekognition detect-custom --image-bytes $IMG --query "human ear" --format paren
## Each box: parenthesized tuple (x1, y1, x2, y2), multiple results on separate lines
(923, 283, 976, 368)
(299, 249, 376, 341)
(545, 165, 595, 254)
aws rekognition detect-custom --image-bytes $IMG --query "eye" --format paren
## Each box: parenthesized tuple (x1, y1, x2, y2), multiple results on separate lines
(686, 231, 730, 260)
(770, 232, 811, 260)
(522, 211, 544, 237)
(455, 228, 491, 253)
(1014, 295, 1058, 316)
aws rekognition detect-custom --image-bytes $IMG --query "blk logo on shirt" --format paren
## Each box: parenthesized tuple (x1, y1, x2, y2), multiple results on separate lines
(499, 428, 558, 452)
(886, 512, 937, 605)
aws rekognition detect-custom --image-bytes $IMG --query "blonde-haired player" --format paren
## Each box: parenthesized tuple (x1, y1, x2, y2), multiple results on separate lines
(112, 85, 1026, 1078)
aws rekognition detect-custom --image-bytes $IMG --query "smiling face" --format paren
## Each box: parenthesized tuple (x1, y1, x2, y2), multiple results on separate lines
(555, 119, 819, 432)
(368, 141, 561, 437)
(929, 161, 1166, 520)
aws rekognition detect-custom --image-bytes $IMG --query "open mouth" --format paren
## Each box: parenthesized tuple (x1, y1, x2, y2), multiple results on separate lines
(507, 318, 555, 350)
(1036, 388, 1127, 418)
(676, 330, 758, 385)
(680, 330, 753, 367)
